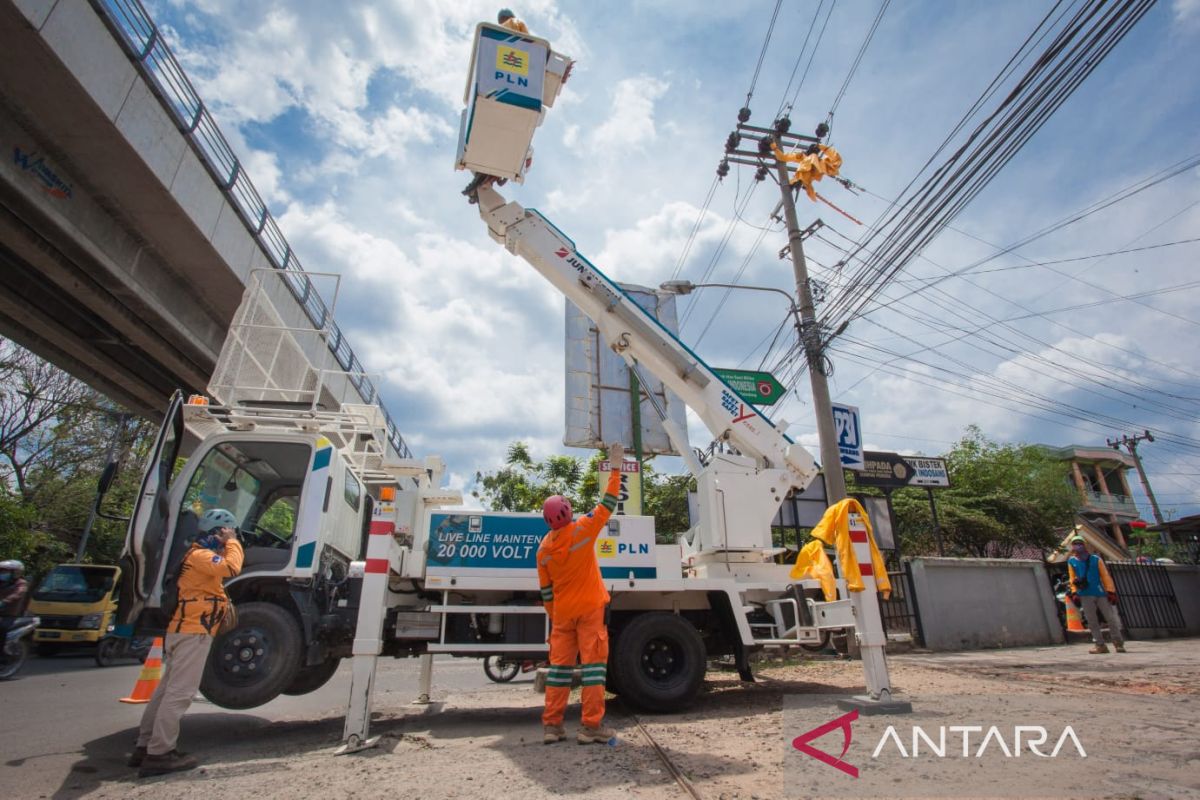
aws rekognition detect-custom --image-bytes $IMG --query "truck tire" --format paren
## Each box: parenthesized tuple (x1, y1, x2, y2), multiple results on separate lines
(200, 602, 302, 709)
(282, 658, 342, 696)
(614, 612, 706, 713)
(606, 634, 625, 697)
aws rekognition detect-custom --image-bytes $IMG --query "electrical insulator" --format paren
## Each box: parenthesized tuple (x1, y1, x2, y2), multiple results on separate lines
(815, 121, 830, 138)
(774, 116, 791, 134)
(724, 132, 740, 153)
(717, 160, 730, 179)
(754, 165, 768, 182)
(738, 106, 751, 123)
(757, 136, 773, 155)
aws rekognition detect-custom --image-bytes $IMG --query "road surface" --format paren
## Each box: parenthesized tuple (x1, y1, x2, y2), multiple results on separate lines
(0, 649, 521, 798)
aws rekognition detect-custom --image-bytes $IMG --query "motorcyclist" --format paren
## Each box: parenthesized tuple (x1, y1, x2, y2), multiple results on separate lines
(0, 560, 30, 629)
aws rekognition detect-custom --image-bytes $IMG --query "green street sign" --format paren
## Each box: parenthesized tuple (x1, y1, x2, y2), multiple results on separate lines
(713, 368, 786, 406)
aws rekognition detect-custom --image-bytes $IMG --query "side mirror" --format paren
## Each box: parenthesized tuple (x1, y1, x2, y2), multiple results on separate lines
(96, 461, 118, 496)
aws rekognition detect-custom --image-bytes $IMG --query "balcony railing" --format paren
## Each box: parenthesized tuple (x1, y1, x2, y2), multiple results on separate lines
(1082, 491, 1139, 515)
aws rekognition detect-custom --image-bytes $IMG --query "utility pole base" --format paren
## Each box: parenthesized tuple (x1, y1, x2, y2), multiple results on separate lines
(837, 695, 913, 716)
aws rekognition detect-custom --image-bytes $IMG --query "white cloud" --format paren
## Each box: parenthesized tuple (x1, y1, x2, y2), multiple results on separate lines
(136, 1, 1200, 518)
(590, 77, 670, 153)
(1173, 0, 1200, 23)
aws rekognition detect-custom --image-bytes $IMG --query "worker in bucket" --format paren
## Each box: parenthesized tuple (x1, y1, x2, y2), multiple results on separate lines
(538, 442, 623, 745)
(497, 8, 529, 33)
(1066, 534, 1126, 654)
(131, 508, 243, 777)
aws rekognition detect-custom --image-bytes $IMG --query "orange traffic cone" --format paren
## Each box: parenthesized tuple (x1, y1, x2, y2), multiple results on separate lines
(1063, 597, 1085, 633)
(119, 636, 164, 704)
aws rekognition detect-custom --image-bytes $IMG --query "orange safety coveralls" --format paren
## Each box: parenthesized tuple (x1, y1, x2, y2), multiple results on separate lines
(501, 17, 530, 34)
(805, 498, 891, 599)
(537, 468, 621, 728)
(770, 142, 843, 200)
(170, 539, 244, 635)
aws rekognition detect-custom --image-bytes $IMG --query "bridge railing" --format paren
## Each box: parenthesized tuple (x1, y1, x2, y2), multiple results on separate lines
(91, 0, 411, 459)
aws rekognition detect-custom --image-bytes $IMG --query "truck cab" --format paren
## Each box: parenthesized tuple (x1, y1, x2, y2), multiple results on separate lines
(29, 563, 121, 652)
(118, 388, 395, 708)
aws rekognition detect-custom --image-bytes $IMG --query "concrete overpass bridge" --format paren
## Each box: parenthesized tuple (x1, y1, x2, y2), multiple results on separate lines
(0, 0, 411, 456)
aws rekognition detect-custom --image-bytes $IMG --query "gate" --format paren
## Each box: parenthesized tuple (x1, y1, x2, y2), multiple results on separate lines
(877, 551, 923, 645)
(1107, 561, 1185, 631)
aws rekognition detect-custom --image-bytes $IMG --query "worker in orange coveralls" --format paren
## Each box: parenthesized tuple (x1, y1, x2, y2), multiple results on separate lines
(497, 8, 529, 33)
(538, 441, 623, 745)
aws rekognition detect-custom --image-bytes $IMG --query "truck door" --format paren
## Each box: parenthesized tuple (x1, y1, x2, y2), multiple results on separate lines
(116, 390, 184, 626)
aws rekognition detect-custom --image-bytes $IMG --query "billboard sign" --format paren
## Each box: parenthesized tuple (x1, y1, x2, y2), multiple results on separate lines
(564, 284, 686, 456)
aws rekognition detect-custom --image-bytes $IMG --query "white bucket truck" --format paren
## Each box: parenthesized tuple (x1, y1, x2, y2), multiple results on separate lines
(116, 22, 894, 751)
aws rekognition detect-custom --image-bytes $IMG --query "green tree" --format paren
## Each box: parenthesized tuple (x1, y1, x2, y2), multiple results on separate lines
(472, 441, 696, 543)
(473, 441, 590, 512)
(0, 339, 154, 575)
(851, 426, 1080, 558)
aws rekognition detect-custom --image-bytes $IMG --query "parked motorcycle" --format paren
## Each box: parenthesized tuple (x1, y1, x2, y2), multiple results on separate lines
(0, 616, 40, 680)
(483, 655, 545, 683)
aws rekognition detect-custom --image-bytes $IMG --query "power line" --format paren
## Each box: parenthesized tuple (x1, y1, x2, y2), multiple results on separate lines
(828, 0, 891, 117)
(822, 0, 1158, 338)
(781, 0, 838, 116)
(773, 0, 831, 119)
(745, 0, 785, 109)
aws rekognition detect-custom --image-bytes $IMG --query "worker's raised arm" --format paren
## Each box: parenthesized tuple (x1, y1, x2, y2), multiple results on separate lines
(573, 443, 625, 543)
(185, 538, 244, 580)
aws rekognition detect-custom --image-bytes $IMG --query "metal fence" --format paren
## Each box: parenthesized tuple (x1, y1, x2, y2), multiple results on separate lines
(878, 552, 923, 645)
(88, 0, 412, 459)
(1108, 561, 1186, 631)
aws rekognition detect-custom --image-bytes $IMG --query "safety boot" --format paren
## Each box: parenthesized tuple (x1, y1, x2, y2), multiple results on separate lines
(126, 746, 147, 767)
(1088, 644, 1109, 654)
(138, 750, 198, 778)
(577, 724, 616, 745)
(1113, 643, 1126, 653)
(543, 724, 565, 744)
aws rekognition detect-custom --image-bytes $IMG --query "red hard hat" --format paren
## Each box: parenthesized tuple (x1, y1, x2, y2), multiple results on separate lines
(543, 495, 573, 529)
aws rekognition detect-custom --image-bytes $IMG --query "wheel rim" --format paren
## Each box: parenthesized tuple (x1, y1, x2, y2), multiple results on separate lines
(214, 625, 275, 686)
(638, 636, 685, 685)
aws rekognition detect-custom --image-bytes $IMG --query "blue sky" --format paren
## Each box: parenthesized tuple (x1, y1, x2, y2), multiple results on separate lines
(146, 0, 1200, 520)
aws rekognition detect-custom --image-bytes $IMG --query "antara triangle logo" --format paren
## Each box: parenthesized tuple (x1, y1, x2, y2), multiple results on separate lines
(792, 709, 859, 778)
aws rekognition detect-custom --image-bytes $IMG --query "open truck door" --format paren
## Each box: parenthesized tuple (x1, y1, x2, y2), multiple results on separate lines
(115, 390, 184, 631)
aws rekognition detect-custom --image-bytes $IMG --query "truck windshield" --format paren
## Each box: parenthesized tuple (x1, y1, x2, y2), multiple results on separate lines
(33, 566, 116, 603)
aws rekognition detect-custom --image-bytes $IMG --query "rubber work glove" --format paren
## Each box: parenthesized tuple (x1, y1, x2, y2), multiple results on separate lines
(607, 441, 625, 468)
(1106, 591, 1118, 605)
(1068, 592, 1081, 608)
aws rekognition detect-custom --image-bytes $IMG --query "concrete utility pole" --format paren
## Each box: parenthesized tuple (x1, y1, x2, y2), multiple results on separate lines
(773, 155, 847, 503)
(719, 115, 909, 714)
(1107, 430, 1166, 535)
(719, 117, 846, 502)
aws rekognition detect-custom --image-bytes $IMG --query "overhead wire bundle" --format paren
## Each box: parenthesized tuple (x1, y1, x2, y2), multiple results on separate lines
(818, 0, 1159, 343)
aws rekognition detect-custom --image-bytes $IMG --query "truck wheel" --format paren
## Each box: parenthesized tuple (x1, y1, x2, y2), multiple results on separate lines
(606, 635, 625, 697)
(614, 613, 706, 713)
(798, 631, 832, 653)
(282, 658, 342, 696)
(200, 602, 302, 709)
